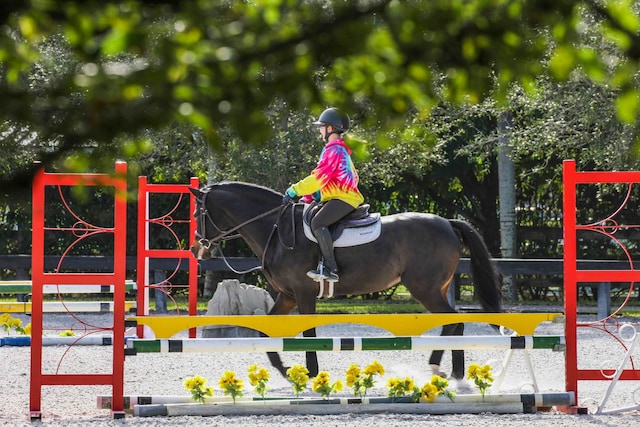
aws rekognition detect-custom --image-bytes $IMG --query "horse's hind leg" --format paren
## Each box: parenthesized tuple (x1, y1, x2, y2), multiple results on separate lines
(267, 349, 289, 378)
(429, 322, 465, 380)
(407, 276, 466, 380)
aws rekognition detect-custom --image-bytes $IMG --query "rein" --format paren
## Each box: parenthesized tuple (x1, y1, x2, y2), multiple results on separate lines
(197, 201, 282, 248)
(196, 196, 297, 274)
(259, 202, 296, 278)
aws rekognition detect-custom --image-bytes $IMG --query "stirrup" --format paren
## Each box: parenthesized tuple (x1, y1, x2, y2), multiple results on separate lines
(306, 261, 339, 282)
(306, 269, 339, 282)
(317, 277, 336, 299)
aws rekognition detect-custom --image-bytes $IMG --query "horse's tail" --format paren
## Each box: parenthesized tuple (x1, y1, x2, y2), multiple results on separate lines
(449, 220, 502, 313)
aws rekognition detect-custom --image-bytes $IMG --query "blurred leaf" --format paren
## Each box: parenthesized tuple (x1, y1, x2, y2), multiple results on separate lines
(1, 0, 640, 198)
(615, 89, 639, 123)
(549, 44, 576, 80)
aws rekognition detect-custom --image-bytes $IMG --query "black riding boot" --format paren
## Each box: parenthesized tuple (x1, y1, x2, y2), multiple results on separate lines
(307, 226, 339, 282)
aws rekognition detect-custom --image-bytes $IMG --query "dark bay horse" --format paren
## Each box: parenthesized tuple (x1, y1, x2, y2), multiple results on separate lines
(189, 181, 502, 380)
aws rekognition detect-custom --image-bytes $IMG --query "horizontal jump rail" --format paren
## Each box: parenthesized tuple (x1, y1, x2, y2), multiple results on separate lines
(128, 392, 576, 417)
(142, 401, 526, 417)
(0, 301, 136, 313)
(98, 392, 575, 414)
(126, 335, 566, 354)
(4, 254, 640, 275)
(0, 336, 131, 347)
(127, 312, 563, 338)
(0, 280, 136, 294)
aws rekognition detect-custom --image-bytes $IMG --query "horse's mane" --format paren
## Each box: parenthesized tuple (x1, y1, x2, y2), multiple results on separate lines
(203, 181, 282, 199)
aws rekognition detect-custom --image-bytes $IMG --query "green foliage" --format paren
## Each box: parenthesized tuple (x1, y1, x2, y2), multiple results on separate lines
(3, 0, 640, 264)
(205, 105, 326, 191)
(2, 0, 640, 195)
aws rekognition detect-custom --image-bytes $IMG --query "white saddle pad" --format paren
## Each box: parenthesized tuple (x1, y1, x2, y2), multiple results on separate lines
(302, 205, 382, 248)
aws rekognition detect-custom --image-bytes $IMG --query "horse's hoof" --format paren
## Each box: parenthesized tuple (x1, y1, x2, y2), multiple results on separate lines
(278, 367, 291, 380)
(429, 364, 448, 378)
(452, 378, 475, 393)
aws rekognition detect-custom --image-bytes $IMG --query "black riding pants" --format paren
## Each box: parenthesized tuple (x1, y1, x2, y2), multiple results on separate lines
(310, 199, 355, 235)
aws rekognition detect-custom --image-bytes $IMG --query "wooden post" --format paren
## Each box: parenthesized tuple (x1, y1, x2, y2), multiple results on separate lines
(597, 282, 611, 319)
(154, 270, 167, 313)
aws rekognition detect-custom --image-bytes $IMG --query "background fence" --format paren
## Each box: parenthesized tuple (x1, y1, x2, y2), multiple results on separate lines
(2, 255, 637, 317)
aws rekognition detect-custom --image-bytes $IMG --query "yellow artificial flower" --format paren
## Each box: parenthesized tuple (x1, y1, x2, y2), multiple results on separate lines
(429, 374, 455, 402)
(184, 375, 206, 391)
(184, 375, 213, 404)
(311, 371, 341, 399)
(286, 364, 309, 397)
(363, 360, 385, 376)
(405, 377, 415, 391)
(219, 371, 243, 389)
(387, 378, 400, 389)
(387, 377, 416, 399)
(466, 363, 494, 397)
(421, 383, 439, 403)
(467, 363, 481, 379)
(248, 364, 270, 398)
(431, 375, 448, 389)
(312, 371, 330, 390)
(346, 360, 385, 398)
(345, 364, 361, 387)
(480, 365, 494, 381)
(0, 314, 27, 334)
(219, 371, 244, 403)
(248, 364, 270, 385)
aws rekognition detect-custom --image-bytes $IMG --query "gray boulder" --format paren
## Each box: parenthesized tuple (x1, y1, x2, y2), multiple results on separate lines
(201, 279, 274, 338)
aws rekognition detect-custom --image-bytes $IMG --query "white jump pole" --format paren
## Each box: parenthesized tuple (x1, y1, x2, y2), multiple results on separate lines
(126, 335, 565, 354)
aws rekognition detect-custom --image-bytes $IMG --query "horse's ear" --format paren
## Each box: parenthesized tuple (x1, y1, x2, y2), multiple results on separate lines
(189, 187, 203, 199)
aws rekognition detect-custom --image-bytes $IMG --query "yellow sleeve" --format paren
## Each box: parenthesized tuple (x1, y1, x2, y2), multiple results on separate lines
(289, 172, 323, 197)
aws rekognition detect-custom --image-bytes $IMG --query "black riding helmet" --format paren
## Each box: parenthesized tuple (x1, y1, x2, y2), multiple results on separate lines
(312, 107, 350, 133)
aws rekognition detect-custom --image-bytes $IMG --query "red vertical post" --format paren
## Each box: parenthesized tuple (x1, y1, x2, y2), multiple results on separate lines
(136, 176, 150, 339)
(136, 177, 199, 338)
(562, 160, 578, 401)
(562, 161, 640, 413)
(188, 176, 200, 322)
(29, 165, 45, 420)
(110, 161, 128, 417)
(29, 163, 127, 419)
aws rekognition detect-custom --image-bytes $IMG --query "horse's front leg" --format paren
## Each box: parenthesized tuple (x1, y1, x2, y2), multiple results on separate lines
(266, 293, 297, 378)
(298, 287, 320, 377)
(303, 328, 319, 377)
(429, 322, 465, 379)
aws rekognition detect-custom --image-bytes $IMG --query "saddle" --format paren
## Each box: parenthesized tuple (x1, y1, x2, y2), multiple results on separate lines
(302, 202, 381, 247)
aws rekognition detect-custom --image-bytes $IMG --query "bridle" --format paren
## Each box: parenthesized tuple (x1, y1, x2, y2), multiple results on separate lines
(194, 190, 295, 273)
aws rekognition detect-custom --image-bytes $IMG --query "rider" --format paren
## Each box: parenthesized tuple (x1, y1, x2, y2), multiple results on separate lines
(282, 107, 364, 282)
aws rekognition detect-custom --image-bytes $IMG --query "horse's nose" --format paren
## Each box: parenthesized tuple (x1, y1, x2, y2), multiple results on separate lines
(190, 240, 201, 259)
(190, 239, 211, 260)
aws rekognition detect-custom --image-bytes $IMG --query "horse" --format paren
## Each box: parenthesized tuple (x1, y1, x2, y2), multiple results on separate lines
(189, 181, 502, 381)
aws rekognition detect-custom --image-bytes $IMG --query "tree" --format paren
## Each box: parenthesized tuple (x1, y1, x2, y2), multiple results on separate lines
(203, 105, 325, 190)
(2, 0, 639, 198)
(498, 111, 518, 301)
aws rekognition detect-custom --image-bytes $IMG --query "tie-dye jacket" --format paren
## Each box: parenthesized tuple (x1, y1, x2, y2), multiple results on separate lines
(286, 139, 364, 208)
